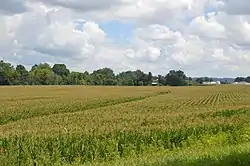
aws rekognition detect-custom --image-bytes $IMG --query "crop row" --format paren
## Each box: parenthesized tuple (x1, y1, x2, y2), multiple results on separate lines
(0, 91, 171, 125)
(0, 102, 250, 140)
(182, 91, 246, 107)
(0, 85, 250, 165)
(0, 123, 249, 165)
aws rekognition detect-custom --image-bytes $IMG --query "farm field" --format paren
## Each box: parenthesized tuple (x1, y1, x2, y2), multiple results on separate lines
(1, 85, 250, 165)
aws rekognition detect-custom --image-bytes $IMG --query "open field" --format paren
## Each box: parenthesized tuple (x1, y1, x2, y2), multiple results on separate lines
(1, 85, 250, 165)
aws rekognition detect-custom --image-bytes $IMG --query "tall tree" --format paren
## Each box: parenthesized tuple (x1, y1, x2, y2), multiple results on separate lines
(16, 64, 29, 85)
(52, 64, 70, 85)
(134, 70, 146, 86)
(91, 68, 117, 85)
(157, 75, 165, 85)
(165, 70, 188, 86)
(0, 60, 17, 85)
(68, 72, 86, 85)
(52, 64, 70, 77)
(147, 72, 153, 85)
(117, 71, 136, 86)
(29, 63, 55, 85)
(31, 64, 38, 72)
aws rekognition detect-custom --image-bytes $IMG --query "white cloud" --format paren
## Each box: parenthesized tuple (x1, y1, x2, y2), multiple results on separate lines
(189, 12, 225, 39)
(215, 13, 250, 49)
(135, 24, 182, 42)
(125, 46, 162, 62)
(0, 4, 107, 67)
(1, 0, 250, 77)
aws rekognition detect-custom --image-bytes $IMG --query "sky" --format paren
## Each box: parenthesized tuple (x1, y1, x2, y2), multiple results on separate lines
(1, 0, 250, 77)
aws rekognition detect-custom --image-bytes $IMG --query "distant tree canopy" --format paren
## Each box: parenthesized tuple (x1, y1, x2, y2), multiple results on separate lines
(0, 60, 239, 86)
(194, 77, 213, 84)
(235, 77, 247, 83)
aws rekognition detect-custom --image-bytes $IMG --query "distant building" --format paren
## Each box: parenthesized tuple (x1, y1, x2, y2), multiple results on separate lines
(151, 79, 159, 86)
(202, 81, 221, 85)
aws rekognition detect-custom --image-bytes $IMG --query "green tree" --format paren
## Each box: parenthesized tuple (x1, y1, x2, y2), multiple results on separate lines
(195, 78, 204, 84)
(134, 70, 148, 86)
(117, 71, 136, 86)
(68, 72, 87, 85)
(204, 77, 209, 82)
(147, 72, 153, 85)
(235, 77, 245, 82)
(53, 75, 63, 85)
(16, 64, 29, 85)
(157, 75, 165, 85)
(52, 64, 70, 85)
(52, 64, 70, 77)
(0, 60, 17, 85)
(91, 68, 117, 85)
(165, 70, 188, 86)
(0, 61, 201, 87)
(29, 63, 55, 85)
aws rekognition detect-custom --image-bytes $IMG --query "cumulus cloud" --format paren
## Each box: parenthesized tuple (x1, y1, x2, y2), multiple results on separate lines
(188, 12, 226, 40)
(135, 24, 182, 43)
(1, 0, 250, 77)
(82, 0, 223, 29)
(0, 4, 106, 64)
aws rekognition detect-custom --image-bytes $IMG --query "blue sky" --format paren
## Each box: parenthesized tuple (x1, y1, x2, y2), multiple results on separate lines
(75, 20, 135, 44)
(99, 20, 135, 45)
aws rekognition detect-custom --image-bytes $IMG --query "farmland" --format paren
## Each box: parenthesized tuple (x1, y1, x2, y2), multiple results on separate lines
(1, 85, 250, 165)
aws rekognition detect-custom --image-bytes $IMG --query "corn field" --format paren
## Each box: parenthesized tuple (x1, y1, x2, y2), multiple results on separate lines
(1, 85, 250, 165)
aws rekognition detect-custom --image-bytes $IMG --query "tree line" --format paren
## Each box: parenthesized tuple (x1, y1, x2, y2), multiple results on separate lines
(234, 77, 250, 83)
(0, 60, 231, 86)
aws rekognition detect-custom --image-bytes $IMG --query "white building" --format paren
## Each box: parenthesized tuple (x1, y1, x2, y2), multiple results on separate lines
(151, 79, 159, 86)
(202, 81, 221, 85)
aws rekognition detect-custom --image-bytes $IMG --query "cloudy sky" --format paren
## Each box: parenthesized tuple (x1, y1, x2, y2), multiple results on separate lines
(1, 0, 250, 77)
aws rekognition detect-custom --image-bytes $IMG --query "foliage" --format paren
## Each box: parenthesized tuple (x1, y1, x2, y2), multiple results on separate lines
(0, 60, 17, 85)
(194, 77, 213, 84)
(234, 76, 250, 83)
(164, 70, 188, 86)
(0, 60, 195, 86)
